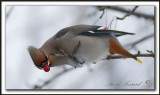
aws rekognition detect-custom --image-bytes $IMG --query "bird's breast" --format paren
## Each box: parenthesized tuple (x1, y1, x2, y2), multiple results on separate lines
(57, 36, 110, 63)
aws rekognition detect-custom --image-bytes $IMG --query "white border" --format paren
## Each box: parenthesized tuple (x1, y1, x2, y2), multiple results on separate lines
(2, 1, 159, 94)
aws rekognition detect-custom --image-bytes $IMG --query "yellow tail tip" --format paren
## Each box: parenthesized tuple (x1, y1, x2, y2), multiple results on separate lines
(137, 58, 142, 64)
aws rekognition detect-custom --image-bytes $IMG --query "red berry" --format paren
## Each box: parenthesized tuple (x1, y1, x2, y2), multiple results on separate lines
(104, 27, 109, 30)
(43, 64, 50, 72)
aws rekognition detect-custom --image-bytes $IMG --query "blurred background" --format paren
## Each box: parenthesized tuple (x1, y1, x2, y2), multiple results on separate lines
(6, 6, 154, 89)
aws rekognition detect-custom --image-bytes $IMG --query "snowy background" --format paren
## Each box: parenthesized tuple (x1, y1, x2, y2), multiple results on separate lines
(6, 6, 154, 89)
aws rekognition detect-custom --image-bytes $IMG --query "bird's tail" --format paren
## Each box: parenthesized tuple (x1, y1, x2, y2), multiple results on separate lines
(109, 38, 142, 64)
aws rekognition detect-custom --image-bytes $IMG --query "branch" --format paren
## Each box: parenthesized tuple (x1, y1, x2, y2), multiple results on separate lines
(106, 50, 154, 60)
(6, 6, 14, 20)
(98, 6, 154, 21)
(107, 6, 154, 21)
(107, 53, 154, 60)
(126, 34, 154, 48)
(116, 6, 139, 20)
(33, 68, 74, 89)
(99, 7, 105, 19)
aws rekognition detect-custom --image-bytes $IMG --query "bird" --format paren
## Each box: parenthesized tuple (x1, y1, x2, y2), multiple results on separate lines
(28, 24, 142, 72)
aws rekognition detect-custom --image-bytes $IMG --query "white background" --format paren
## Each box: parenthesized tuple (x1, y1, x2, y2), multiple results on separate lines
(2, 1, 159, 94)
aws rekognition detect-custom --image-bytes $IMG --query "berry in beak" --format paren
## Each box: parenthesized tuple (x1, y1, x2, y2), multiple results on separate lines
(43, 63, 50, 72)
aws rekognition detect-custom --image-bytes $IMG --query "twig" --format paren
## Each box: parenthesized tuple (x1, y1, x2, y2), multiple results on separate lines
(107, 53, 154, 60)
(146, 50, 154, 56)
(126, 34, 154, 48)
(116, 6, 139, 20)
(6, 6, 14, 20)
(107, 6, 154, 21)
(33, 68, 74, 89)
(99, 7, 105, 19)
(107, 50, 154, 60)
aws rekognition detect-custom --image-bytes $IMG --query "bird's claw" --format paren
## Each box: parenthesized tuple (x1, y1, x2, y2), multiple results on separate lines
(56, 41, 82, 65)
(70, 41, 81, 58)
(56, 47, 68, 56)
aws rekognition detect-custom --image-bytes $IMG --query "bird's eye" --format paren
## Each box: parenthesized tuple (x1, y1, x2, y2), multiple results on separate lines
(40, 54, 48, 68)
(40, 61, 47, 68)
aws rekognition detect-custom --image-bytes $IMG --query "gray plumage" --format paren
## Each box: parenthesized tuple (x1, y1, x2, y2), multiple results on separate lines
(29, 24, 141, 71)
(40, 25, 134, 67)
(55, 25, 135, 38)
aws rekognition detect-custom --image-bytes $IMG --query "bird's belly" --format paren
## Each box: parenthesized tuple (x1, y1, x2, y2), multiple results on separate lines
(75, 45, 110, 63)
(58, 36, 110, 63)
(71, 36, 110, 63)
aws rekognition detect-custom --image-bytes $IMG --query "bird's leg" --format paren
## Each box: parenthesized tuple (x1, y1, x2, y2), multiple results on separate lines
(69, 41, 84, 65)
(56, 47, 68, 56)
(56, 42, 83, 65)
(69, 41, 81, 58)
(56, 41, 81, 58)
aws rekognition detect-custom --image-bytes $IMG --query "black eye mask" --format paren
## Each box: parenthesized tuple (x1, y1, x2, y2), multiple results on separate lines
(40, 54, 48, 68)
(34, 50, 48, 68)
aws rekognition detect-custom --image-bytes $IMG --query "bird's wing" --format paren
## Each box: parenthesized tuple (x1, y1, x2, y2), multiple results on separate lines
(55, 25, 135, 38)
(55, 25, 100, 38)
(78, 28, 135, 37)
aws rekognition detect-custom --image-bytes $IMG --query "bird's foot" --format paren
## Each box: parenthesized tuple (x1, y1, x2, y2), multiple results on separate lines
(56, 47, 68, 56)
(69, 41, 81, 58)
(56, 41, 81, 59)
(80, 61, 85, 65)
(80, 61, 85, 66)
(56, 41, 83, 65)
(69, 41, 83, 65)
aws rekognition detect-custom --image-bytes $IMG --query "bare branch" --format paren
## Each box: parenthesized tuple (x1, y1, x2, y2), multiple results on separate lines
(33, 68, 74, 89)
(116, 6, 139, 20)
(99, 7, 105, 19)
(146, 50, 154, 56)
(107, 6, 154, 21)
(98, 6, 154, 21)
(107, 53, 154, 60)
(126, 34, 154, 48)
(107, 50, 154, 60)
(6, 6, 14, 20)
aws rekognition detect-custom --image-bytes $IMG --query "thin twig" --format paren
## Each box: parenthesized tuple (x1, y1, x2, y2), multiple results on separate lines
(116, 6, 139, 20)
(33, 68, 74, 89)
(126, 34, 154, 48)
(146, 50, 154, 56)
(107, 53, 154, 60)
(6, 6, 14, 20)
(107, 6, 154, 21)
(99, 7, 105, 19)
(107, 50, 154, 60)
(132, 34, 154, 47)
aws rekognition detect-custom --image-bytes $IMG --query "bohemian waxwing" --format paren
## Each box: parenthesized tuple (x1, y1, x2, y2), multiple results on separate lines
(28, 25, 142, 72)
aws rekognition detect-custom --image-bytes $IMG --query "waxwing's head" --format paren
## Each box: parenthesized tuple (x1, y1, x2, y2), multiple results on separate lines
(28, 46, 50, 72)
